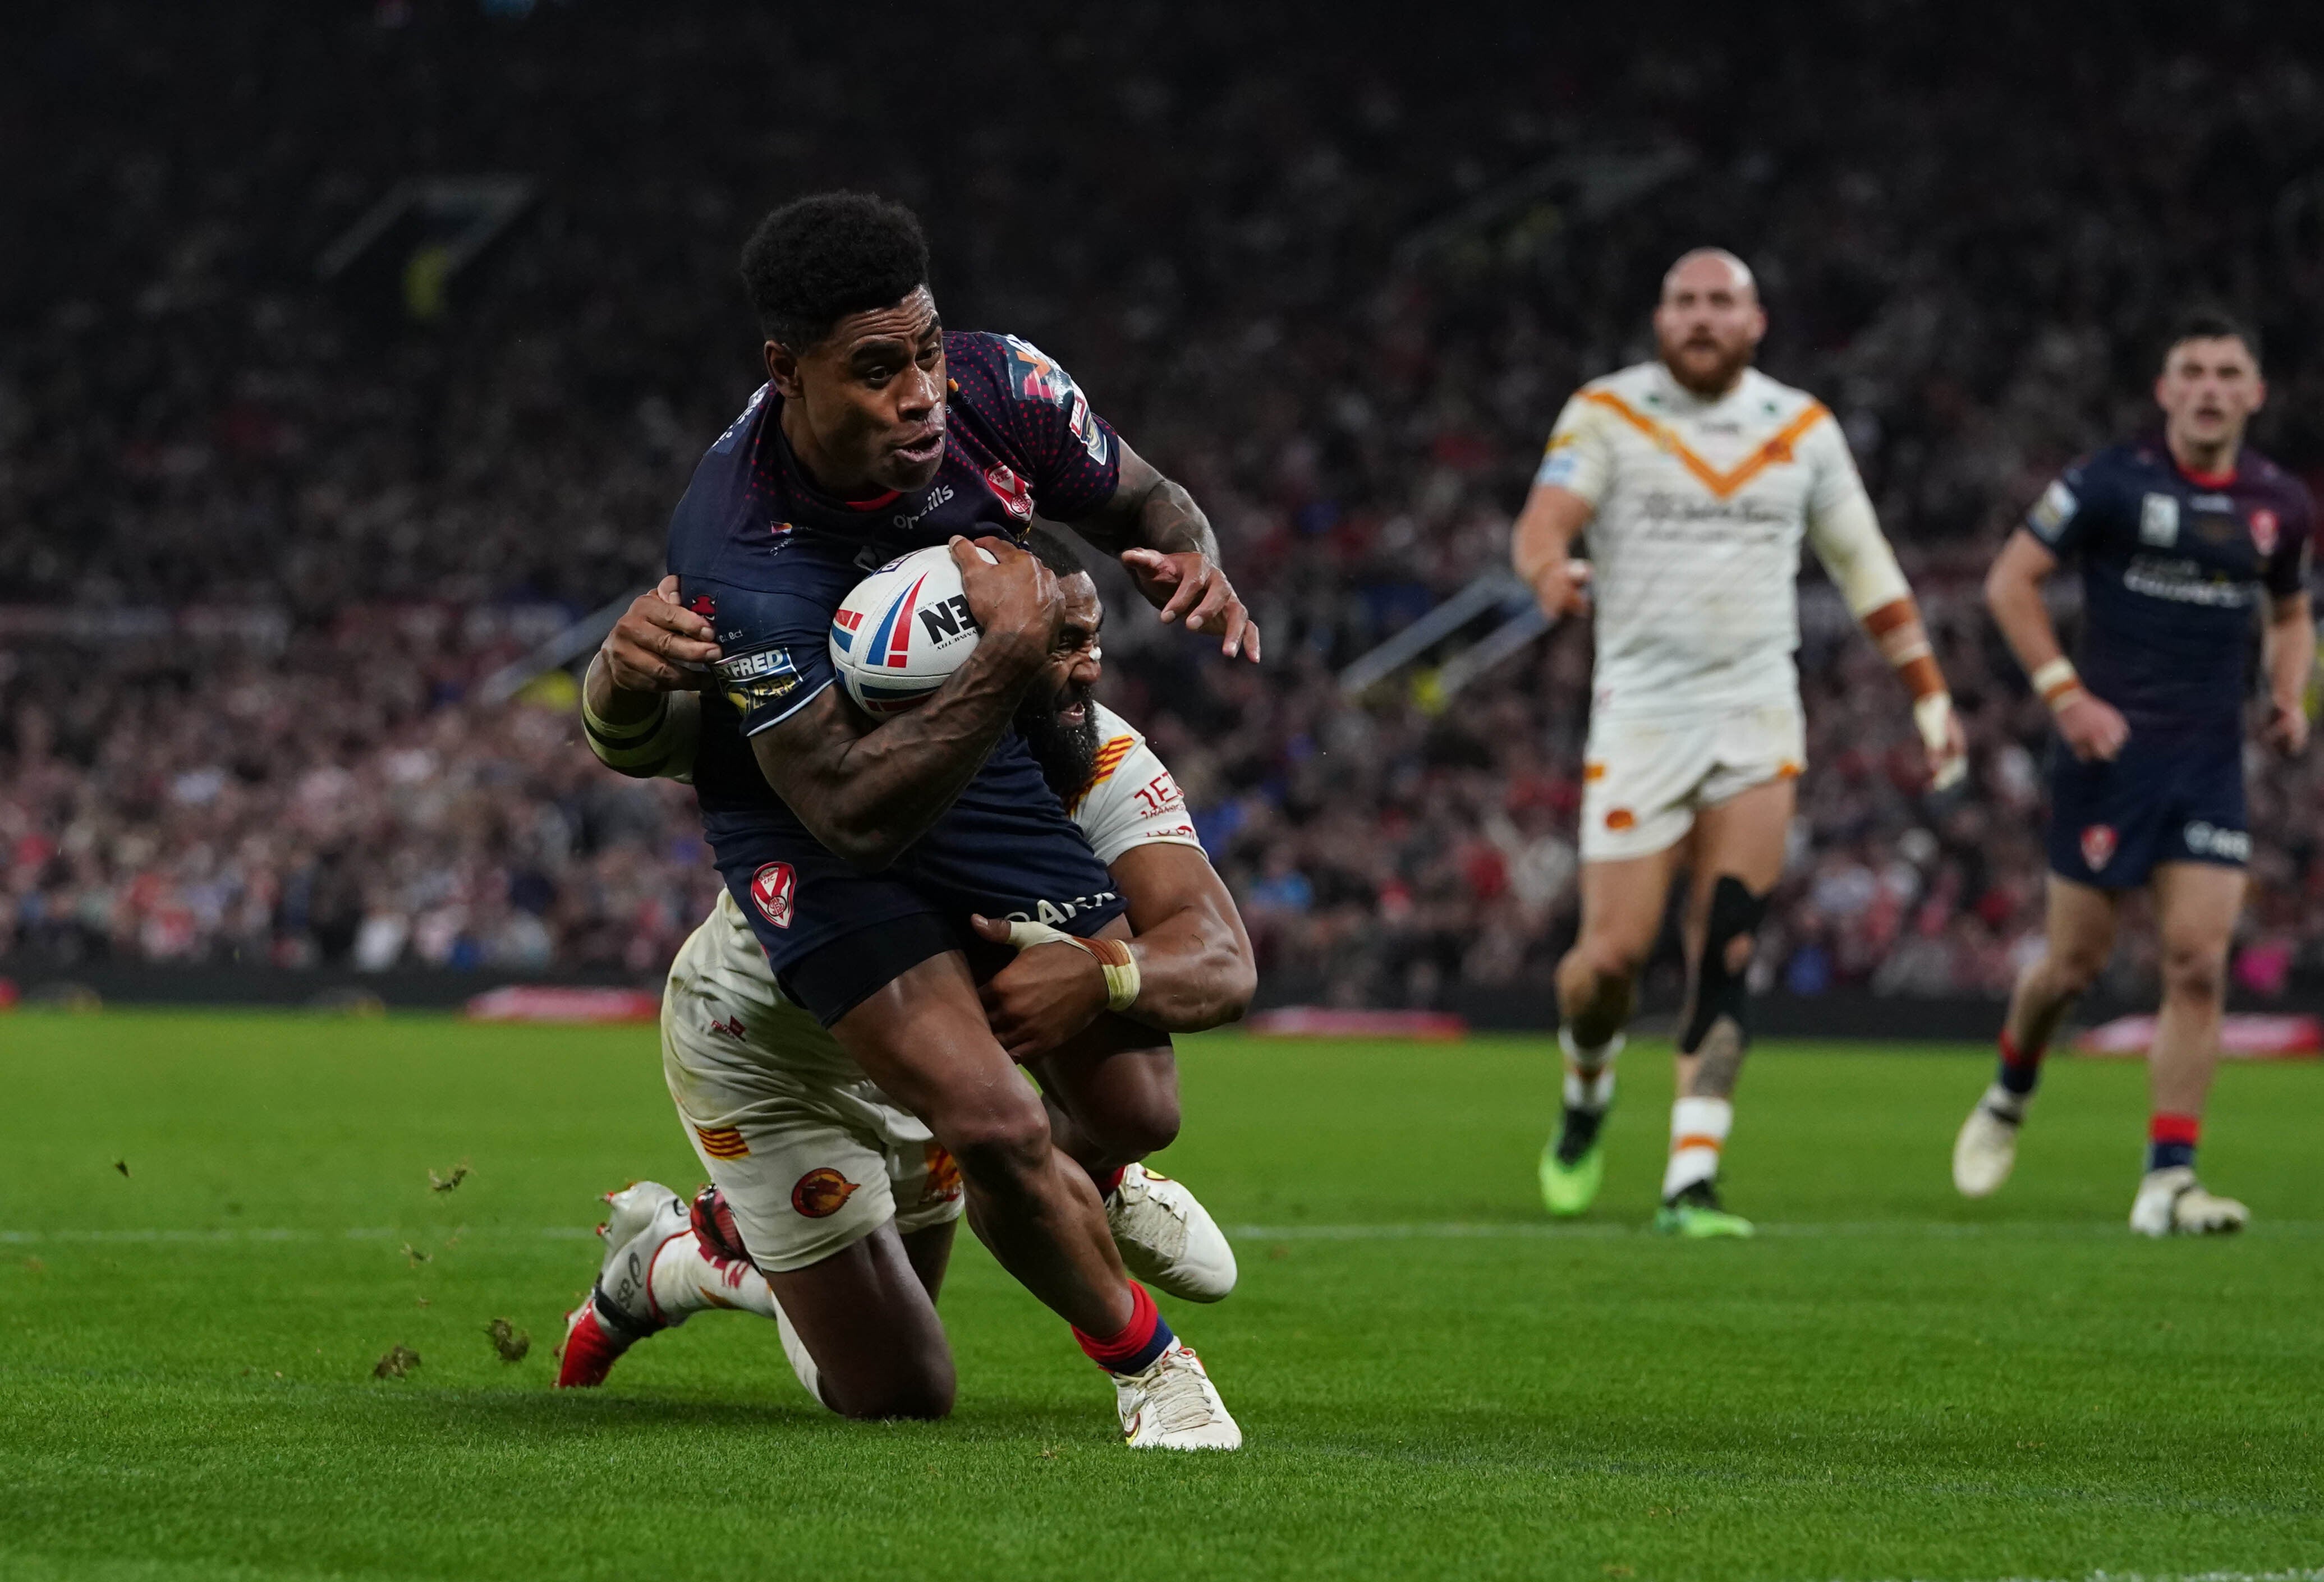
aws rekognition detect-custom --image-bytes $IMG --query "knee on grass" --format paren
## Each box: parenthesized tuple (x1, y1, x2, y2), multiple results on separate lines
(825, 1353, 957, 1422)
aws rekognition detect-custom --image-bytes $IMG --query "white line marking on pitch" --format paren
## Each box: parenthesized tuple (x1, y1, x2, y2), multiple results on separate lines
(1841, 1571, 2324, 1582)
(4, 1221, 2319, 1245)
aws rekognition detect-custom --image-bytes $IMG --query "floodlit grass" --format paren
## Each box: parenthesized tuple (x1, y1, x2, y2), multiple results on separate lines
(1, 1010, 2319, 1581)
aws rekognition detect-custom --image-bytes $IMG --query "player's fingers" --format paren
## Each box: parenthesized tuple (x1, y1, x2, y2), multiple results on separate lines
(1240, 617, 1263, 663)
(1157, 561, 1210, 624)
(1119, 547, 1177, 582)
(1218, 601, 1250, 657)
(967, 913, 1013, 945)
(654, 573, 682, 602)
(1183, 573, 1236, 636)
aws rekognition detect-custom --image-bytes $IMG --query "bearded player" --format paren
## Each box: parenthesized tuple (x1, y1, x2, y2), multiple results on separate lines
(571, 192, 1256, 1447)
(1512, 249, 1967, 1235)
(561, 536, 1252, 1413)
(1953, 312, 2313, 1235)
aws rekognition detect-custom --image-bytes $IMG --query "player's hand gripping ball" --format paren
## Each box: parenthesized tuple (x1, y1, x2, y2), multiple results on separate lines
(829, 542, 996, 716)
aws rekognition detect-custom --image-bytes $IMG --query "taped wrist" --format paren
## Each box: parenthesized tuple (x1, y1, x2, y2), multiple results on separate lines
(582, 684, 699, 780)
(1000, 919, 1141, 1013)
(2029, 657, 2084, 713)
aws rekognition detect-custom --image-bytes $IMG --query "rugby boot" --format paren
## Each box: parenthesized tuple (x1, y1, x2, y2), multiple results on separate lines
(555, 1184, 688, 1388)
(1654, 1179, 1755, 1239)
(2129, 1166, 2249, 1237)
(1106, 1163, 1237, 1302)
(1952, 1088, 2024, 1198)
(1113, 1341, 1242, 1451)
(1538, 1103, 1609, 1217)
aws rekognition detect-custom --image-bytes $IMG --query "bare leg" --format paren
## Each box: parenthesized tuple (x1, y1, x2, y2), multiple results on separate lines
(1028, 1022, 1182, 1189)
(2146, 862, 2244, 1117)
(1670, 777, 1793, 1102)
(1555, 844, 1684, 1046)
(2000, 876, 2121, 1078)
(765, 1222, 957, 1419)
(829, 950, 1132, 1340)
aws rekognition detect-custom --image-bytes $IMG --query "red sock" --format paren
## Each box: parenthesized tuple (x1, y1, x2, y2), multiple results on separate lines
(1097, 1165, 1126, 1198)
(1073, 1281, 1173, 1374)
(1996, 1028, 2045, 1097)
(2148, 1112, 2200, 1172)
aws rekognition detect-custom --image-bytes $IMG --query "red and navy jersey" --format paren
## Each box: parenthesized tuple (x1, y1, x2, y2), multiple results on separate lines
(667, 329, 1121, 825)
(2026, 439, 2314, 731)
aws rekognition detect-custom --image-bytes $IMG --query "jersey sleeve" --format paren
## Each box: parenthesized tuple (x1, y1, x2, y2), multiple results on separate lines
(681, 577, 834, 737)
(2265, 480, 2316, 599)
(1072, 731, 1204, 866)
(2024, 457, 2098, 560)
(971, 334, 1123, 521)
(1533, 392, 1614, 505)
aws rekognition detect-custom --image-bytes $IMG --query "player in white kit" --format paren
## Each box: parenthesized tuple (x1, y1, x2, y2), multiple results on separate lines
(1510, 249, 1967, 1235)
(558, 534, 1253, 1448)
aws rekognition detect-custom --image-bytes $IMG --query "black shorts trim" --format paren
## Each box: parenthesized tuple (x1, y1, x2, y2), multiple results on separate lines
(775, 910, 962, 1028)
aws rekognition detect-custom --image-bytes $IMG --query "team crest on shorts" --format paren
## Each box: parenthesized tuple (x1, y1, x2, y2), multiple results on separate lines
(2080, 824, 2117, 872)
(791, 1167, 860, 1219)
(749, 861, 797, 930)
(920, 1143, 963, 1205)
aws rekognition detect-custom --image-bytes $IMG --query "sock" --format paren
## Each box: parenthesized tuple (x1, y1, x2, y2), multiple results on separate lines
(647, 1230, 782, 1325)
(1994, 1028, 2045, 1101)
(1661, 1096, 1732, 1201)
(1558, 1027, 1625, 1112)
(1073, 1281, 1174, 1376)
(2146, 1112, 2200, 1174)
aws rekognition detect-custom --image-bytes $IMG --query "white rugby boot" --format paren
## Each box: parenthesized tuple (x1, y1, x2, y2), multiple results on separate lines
(1113, 1341, 1242, 1451)
(2129, 1166, 2249, 1237)
(1106, 1163, 1237, 1303)
(556, 1182, 688, 1387)
(1953, 1088, 2024, 1198)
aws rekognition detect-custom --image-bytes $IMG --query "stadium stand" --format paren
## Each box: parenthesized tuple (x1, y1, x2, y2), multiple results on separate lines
(6, 2, 2323, 1009)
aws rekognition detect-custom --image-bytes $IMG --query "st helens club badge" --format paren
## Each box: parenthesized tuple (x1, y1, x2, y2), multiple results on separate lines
(2080, 825, 2116, 872)
(750, 862, 797, 929)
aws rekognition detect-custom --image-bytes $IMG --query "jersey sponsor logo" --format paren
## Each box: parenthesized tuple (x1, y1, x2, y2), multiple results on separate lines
(1131, 770, 1187, 820)
(718, 647, 801, 714)
(695, 1125, 750, 1161)
(1001, 335, 1073, 406)
(2028, 479, 2077, 541)
(986, 463, 1035, 521)
(791, 1167, 860, 1219)
(889, 481, 955, 535)
(2080, 824, 2117, 872)
(2139, 492, 2181, 546)
(2122, 556, 2254, 608)
(749, 861, 797, 930)
(2251, 508, 2280, 556)
(1004, 890, 1120, 927)
(2183, 821, 2251, 862)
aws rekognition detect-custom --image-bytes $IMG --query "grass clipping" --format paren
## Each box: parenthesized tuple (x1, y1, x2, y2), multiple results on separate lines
(373, 1345, 421, 1379)
(485, 1318, 530, 1364)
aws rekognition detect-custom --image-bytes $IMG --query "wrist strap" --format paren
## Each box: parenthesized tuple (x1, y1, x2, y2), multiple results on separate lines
(581, 677, 668, 744)
(2030, 657, 2083, 712)
(1002, 919, 1141, 1012)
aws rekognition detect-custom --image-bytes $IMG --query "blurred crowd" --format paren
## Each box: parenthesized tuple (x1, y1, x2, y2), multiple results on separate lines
(6, 2, 2324, 1002)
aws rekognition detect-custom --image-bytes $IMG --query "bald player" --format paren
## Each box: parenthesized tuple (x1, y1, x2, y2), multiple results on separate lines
(1510, 249, 1968, 1235)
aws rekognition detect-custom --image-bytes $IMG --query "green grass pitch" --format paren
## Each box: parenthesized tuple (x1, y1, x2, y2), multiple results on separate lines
(2, 1011, 2320, 1582)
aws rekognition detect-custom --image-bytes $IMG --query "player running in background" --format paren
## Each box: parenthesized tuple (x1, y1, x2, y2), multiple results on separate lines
(1512, 249, 1966, 1236)
(574, 192, 1256, 1447)
(1954, 311, 2313, 1235)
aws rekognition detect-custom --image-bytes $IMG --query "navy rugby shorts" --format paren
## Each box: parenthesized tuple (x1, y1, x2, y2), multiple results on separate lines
(2046, 724, 2248, 889)
(704, 795, 1127, 1028)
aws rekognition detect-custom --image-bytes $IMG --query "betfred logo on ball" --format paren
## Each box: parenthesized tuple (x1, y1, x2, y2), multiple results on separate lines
(750, 861, 797, 930)
(829, 543, 989, 716)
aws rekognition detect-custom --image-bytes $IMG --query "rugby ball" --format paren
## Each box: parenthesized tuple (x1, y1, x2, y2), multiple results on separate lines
(829, 544, 991, 716)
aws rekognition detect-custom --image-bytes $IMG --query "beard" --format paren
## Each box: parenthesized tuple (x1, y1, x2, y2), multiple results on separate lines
(1016, 677, 1101, 805)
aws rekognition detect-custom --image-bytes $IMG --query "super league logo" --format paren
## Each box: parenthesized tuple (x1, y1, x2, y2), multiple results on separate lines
(749, 861, 797, 930)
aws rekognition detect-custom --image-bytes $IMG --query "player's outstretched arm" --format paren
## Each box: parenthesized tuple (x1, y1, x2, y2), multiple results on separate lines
(580, 576, 720, 779)
(1510, 483, 1595, 618)
(2262, 590, 2313, 756)
(967, 843, 1256, 1060)
(1985, 529, 2126, 762)
(750, 536, 1061, 871)
(1065, 440, 1259, 662)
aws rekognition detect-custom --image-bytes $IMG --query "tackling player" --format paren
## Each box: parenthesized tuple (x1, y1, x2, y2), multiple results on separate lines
(1511, 249, 1966, 1236)
(559, 538, 1254, 1419)
(1953, 311, 2313, 1235)
(575, 192, 1257, 1447)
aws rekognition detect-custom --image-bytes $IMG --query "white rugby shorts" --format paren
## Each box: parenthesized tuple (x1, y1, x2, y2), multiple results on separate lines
(1578, 701, 1805, 863)
(660, 890, 963, 1273)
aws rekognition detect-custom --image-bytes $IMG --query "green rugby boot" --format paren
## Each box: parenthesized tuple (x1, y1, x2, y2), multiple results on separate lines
(1538, 1104, 1609, 1217)
(1654, 1180, 1755, 1238)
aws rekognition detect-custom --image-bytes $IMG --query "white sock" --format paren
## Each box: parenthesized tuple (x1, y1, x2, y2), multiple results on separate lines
(646, 1231, 829, 1408)
(1559, 1028, 1625, 1112)
(1661, 1096, 1733, 1200)
(647, 1230, 780, 1323)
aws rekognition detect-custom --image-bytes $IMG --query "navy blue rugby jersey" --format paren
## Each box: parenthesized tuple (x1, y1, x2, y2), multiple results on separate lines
(2026, 439, 2314, 730)
(667, 329, 1123, 826)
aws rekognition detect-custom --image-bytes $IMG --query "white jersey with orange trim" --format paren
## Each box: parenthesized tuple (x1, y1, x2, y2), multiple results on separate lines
(1536, 360, 1879, 720)
(1068, 701, 1204, 864)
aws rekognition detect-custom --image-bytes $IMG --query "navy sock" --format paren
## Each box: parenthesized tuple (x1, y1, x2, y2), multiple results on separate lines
(1995, 1029, 2043, 1098)
(2147, 1112, 2199, 1174)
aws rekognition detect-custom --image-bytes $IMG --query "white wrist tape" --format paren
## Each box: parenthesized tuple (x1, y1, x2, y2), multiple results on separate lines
(1913, 692, 1967, 790)
(1001, 919, 1141, 1013)
(2029, 657, 2083, 712)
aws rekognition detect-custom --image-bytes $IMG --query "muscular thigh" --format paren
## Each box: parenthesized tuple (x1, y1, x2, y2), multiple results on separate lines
(828, 950, 1037, 1137)
(1683, 776, 1793, 949)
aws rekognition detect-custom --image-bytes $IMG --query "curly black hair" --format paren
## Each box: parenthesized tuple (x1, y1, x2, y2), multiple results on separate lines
(738, 191, 930, 350)
(1024, 525, 1090, 581)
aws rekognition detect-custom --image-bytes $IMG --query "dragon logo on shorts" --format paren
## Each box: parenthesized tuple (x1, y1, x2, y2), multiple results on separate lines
(791, 1167, 860, 1219)
(750, 862, 797, 930)
(2080, 824, 2117, 872)
(920, 1143, 962, 1206)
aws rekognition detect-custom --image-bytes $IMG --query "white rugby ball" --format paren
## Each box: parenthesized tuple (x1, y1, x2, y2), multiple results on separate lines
(829, 544, 991, 716)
